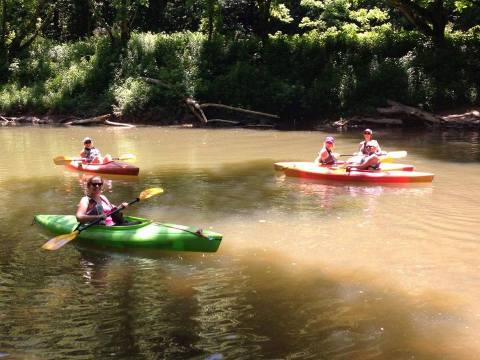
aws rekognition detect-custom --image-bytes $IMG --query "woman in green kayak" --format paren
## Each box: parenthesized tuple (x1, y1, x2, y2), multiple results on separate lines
(76, 176, 129, 225)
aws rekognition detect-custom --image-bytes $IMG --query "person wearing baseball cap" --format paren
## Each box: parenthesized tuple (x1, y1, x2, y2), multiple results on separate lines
(355, 128, 382, 156)
(347, 140, 382, 171)
(314, 136, 338, 166)
(80, 137, 103, 164)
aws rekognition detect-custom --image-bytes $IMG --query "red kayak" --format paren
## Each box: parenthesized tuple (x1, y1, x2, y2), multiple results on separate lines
(65, 160, 139, 176)
(281, 163, 433, 183)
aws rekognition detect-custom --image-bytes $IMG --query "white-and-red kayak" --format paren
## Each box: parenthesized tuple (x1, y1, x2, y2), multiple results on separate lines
(65, 160, 139, 176)
(274, 162, 415, 172)
(275, 162, 434, 183)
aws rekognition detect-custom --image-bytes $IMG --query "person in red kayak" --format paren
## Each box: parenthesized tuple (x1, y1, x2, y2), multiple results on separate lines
(314, 136, 338, 166)
(355, 129, 383, 155)
(347, 140, 382, 171)
(76, 176, 129, 226)
(80, 137, 112, 164)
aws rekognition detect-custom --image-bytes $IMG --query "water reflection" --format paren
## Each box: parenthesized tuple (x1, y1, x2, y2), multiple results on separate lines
(44, 247, 461, 359)
(62, 170, 139, 193)
(275, 172, 433, 214)
(360, 129, 480, 162)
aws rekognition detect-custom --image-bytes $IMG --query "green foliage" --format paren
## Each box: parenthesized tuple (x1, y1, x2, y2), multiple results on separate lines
(112, 77, 152, 114)
(0, 35, 117, 114)
(299, 0, 390, 32)
(0, 28, 478, 126)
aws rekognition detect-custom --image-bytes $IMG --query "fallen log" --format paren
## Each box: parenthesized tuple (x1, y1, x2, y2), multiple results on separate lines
(377, 100, 443, 126)
(1, 115, 52, 125)
(441, 110, 480, 126)
(64, 114, 135, 127)
(200, 103, 279, 119)
(204, 119, 241, 127)
(0, 115, 15, 126)
(185, 98, 208, 124)
(139, 75, 279, 126)
(331, 116, 403, 129)
(104, 120, 136, 128)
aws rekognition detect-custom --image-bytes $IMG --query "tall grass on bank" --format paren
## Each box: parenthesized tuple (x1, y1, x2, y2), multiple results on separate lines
(1, 28, 479, 126)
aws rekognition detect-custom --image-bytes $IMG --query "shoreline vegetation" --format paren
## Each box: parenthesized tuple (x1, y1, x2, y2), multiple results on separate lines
(1, 99, 479, 131)
(1, 1, 479, 131)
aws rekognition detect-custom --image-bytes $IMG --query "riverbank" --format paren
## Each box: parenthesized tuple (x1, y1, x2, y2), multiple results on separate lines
(2, 105, 479, 131)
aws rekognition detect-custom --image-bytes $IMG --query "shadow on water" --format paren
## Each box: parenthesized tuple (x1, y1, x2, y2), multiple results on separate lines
(0, 238, 468, 359)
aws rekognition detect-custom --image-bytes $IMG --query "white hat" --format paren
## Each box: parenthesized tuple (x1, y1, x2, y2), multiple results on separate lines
(83, 137, 92, 143)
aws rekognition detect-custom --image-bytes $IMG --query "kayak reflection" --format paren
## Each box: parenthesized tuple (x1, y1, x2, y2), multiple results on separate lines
(275, 173, 433, 213)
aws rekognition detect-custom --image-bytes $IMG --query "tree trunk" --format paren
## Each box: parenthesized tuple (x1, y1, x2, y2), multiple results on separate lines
(256, 0, 272, 40)
(386, 0, 447, 46)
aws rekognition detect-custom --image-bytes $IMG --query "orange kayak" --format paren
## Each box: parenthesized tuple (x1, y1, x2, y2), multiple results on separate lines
(279, 163, 433, 183)
(65, 161, 139, 176)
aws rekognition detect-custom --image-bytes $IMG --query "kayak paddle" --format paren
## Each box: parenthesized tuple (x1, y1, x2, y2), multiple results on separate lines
(41, 187, 164, 251)
(379, 151, 407, 163)
(53, 154, 136, 165)
(339, 151, 407, 159)
(338, 151, 407, 164)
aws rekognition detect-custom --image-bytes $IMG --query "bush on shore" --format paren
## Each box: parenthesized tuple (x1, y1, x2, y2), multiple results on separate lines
(0, 28, 479, 127)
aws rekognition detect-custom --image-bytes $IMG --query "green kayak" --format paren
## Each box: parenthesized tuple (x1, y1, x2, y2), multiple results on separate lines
(34, 215, 222, 253)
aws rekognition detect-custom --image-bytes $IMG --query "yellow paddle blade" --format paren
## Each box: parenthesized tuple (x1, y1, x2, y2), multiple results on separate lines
(388, 150, 407, 158)
(118, 154, 136, 162)
(138, 188, 164, 201)
(379, 151, 407, 163)
(53, 156, 73, 165)
(42, 230, 80, 251)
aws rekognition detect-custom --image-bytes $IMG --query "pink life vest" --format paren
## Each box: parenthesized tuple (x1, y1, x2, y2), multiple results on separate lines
(85, 195, 115, 226)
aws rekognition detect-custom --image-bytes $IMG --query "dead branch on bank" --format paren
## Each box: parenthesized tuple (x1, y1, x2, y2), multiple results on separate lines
(185, 98, 209, 124)
(0, 115, 14, 126)
(441, 110, 480, 126)
(0, 115, 52, 126)
(331, 100, 475, 129)
(64, 114, 135, 128)
(184, 97, 279, 127)
(200, 103, 280, 119)
(139, 76, 279, 127)
(376, 100, 443, 126)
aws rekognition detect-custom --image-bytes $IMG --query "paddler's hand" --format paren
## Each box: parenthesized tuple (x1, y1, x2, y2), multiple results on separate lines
(119, 202, 129, 210)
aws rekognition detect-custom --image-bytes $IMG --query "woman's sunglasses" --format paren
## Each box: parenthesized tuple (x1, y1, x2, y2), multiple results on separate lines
(89, 182, 103, 187)
(84, 140, 92, 144)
